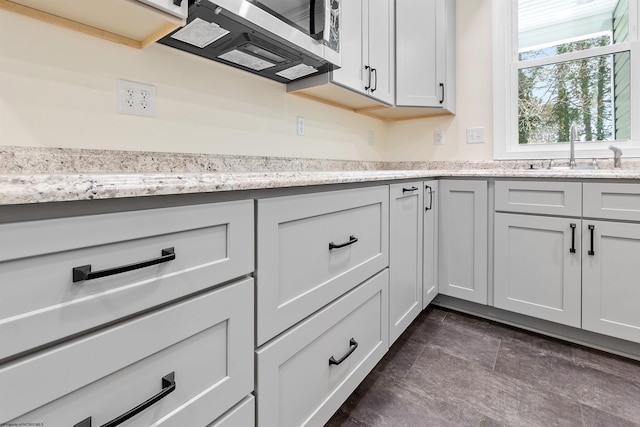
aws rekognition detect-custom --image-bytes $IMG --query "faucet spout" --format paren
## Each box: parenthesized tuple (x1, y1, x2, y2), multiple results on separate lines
(569, 122, 578, 168)
(609, 145, 623, 168)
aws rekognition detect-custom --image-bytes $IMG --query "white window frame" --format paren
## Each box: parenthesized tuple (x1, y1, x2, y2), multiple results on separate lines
(493, 0, 640, 160)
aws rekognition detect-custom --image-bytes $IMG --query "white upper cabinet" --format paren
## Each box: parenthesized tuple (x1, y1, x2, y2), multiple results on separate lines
(0, 0, 187, 48)
(332, 0, 395, 105)
(288, 0, 456, 119)
(395, 0, 455, 111)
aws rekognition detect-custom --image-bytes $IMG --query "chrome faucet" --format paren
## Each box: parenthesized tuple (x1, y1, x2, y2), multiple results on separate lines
(609, 145, 623, 168)
(569, 122, 578, 168)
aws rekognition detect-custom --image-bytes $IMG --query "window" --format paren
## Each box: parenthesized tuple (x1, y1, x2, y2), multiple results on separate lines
(493, 0, 640, 159)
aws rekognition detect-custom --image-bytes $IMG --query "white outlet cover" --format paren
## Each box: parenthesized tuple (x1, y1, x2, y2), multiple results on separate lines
(117, 79, 156, 118)
(297, 116, 305, 136)
(434, 130, 444, 145)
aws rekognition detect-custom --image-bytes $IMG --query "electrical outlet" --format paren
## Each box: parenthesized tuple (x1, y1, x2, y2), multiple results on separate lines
(117, 79, 156, 117)
(297, 116, 305, 136)
(434, 130, 444, 145)
(368, 130, 375, 146)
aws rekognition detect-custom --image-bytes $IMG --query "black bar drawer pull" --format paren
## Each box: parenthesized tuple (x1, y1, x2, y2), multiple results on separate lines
(588, 225, 595, 256)
(329, 338, 358, 366)
(569, 223, 576, 253)
(439, 83, 445, 104)
(329, 235, 358, 250)
(425, 185, 433, 211)
(403, 186, 419, 193)
(74, 372, 176, 427)
(73, 247, 176, 282)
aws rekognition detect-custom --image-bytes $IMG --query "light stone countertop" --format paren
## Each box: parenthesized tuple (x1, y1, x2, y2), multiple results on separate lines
(2, 168, 639, 206)
(1, 146, 638, 206)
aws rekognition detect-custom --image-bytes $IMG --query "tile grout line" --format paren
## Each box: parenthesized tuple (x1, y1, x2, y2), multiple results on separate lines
(402, 340, 428, 380)
(492, 339, 501, 371)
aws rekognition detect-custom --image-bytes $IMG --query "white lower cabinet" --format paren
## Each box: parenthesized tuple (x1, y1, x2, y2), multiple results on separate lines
(0, 200, 254, 361)
(494, 180, 640, 345)
(256, 186, 389, 346)
(438, 180, 488, 304)
(494, 213, 581, 327)
(256, 269, 389, 427)
(1, 278, 254, 426)
(423, 180, 438, 308)
(208, 395, 255, 427)
(582, 220, 640, 343)
(389, 182, 423, 344)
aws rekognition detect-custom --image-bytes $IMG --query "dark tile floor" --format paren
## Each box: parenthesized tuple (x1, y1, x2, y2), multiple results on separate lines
(326, 307, 640, 427)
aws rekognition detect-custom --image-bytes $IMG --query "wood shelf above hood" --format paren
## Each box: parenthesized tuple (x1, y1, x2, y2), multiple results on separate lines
(0, 0, 185, 48)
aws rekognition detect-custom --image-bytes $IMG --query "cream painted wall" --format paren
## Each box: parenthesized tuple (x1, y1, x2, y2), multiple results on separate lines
(386, 0, 494, 162)
(0, 10, 387, 160)
(0, 1, 493, 162)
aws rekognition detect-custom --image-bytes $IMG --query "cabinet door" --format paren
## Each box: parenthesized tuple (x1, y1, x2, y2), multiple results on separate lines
(438, 180, 488, 304)
(367, 0, 395, 104)
(396, 0, 445, 107)
(389, 182, 423, 344)
(423, 180, 438, 308)
(494, 213, 582, 327)
(583, 220, 640, 343)
(332, 0, 366, 95)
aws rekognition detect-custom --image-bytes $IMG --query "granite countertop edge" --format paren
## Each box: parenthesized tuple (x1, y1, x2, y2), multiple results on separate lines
(2, 169, 639, 206)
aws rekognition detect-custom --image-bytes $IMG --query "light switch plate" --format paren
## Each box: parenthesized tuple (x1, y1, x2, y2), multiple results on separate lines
(466, 127, 485, 144)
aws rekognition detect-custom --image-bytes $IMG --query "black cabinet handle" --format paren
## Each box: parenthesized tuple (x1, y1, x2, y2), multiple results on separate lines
(329, 338, 358, 366)
(569, 223, 576, 253)
(588, 225, 595, 256)
(74, 372, 176, 427)
(425, 185, 433, 211)
(329, 235, 358, 250)
(172, 0, 182, 5)
(364, 66, 371, 91)
(371, 68, 378, 92)
(403, 186, 419, 193)
(72, 247, 176, 282)
(439, 83, 445, 104)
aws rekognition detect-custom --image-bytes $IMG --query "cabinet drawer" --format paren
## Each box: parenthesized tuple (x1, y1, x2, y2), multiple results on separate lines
(0, 200, 254, 360)
(256, 269, 389, 427)
(208, 395, 255, 427)
(1, 278, 254, 425)
(256, 186, 389, 345)
(495, 180, 582, 216)
(583, 183, 640, 221)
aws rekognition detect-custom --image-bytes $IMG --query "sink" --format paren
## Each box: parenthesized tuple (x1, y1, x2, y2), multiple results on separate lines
(548, 166, 598, 171)
(519, 165, 599, 172)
